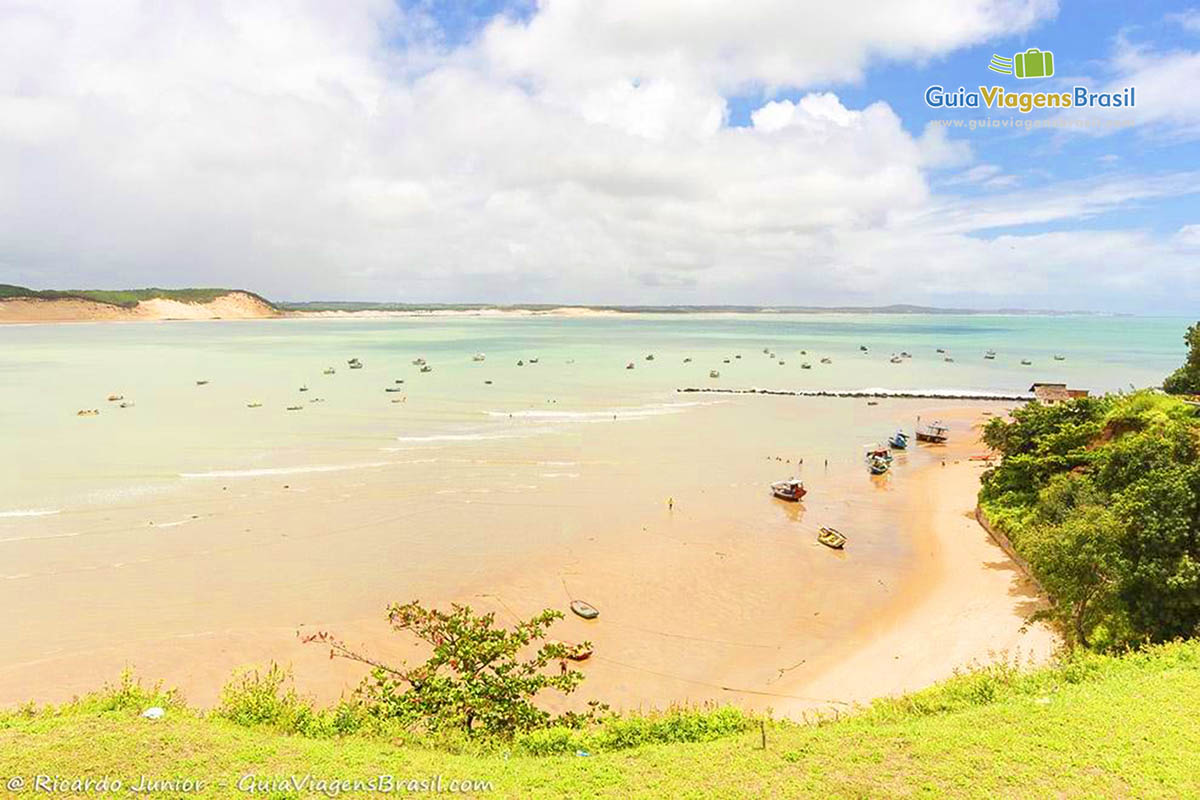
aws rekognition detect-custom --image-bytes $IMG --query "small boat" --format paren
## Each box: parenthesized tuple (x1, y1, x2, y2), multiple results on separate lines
(473, 353, 486, 362)
(484, 380, 493, 385)
(299, 386, 309, 392)
(76, 409, 99, 417)
(309, 397, 324, 403)
(867, 446, 893, 462)
(944, 356, 954, 363)
(395, 379, 405, 384)
(195, 380, 209, 386)
(385, 387, 404, 393)
(285, 405, 303, 411)
(625, 362, 634, 370)
(349, 362, 363, 369)
(517, 360, 524, 366)
(735, 354, 742, 359)
(820, 357, 832, 364)
(683, 357, 692, 363)
(768, 352, 775, 359)
(867, 455, 890, 475)
(391, 398, 404, 403)
(419, 365, 432, 373)
(1021, 359, 1032, 366)
(323, 367, 336, 375)
(570, 600, 599, 620)
(771, 479, 807, 502)
(890, 355, 902, 364)
(347, 357, 361, 365)
(800, 363, 812, 370)
(118, 401, 135, 408)
(246, 402, 263, 408)
(1053, 354, 1066, 361)
(984, 350, 996, 360)
(800, 350, 807, 355)
(412, 357, 426, 366)
(866, 400, 879, 406)
(818, 527, 846, 549)
(763, 348, 770, 354)
(529, 357, 539, 364)
(915, 421, 949, 444)
(723, 358, 731, 364)
(778, 360, 786, 366)
(936, 348, 945, 354)
(888, 431, 909, 450)
(645, 354, 654, 361)
(859, 345, 869, 352)
(709, 370, 720, 378)
(900, 352, 912, 359)
(107, 394, 123, 402)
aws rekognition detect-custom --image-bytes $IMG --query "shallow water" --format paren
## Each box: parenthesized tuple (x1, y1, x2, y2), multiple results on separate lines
(0, 313, 1185, 512)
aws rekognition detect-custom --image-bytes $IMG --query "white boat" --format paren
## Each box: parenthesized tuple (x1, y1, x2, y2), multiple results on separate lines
(472, 353, 486, 362)
(709, 370, 720, 378)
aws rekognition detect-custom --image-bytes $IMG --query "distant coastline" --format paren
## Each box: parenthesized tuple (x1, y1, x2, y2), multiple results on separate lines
(0, 283, 1124, 324)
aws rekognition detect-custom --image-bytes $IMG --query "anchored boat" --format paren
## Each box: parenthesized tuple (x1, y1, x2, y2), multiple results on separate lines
(915, 420, 949, 444)
(771, 479, 807, 502)
(818, 527, 846, 549)
(888, 431, 909, 450)
(570, 600, 599, 620)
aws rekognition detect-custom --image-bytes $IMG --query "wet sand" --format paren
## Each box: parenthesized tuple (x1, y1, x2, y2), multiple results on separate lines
(0, 398, 1056, 713)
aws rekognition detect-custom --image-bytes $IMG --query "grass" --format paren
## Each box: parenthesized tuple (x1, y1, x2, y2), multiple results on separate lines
(3, 642, 1200, 798)
(0, 284, 274, 308)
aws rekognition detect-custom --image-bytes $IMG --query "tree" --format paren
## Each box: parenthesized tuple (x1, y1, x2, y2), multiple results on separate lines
(1163, 321, 1200, 395)
(303, 601, 605, 737)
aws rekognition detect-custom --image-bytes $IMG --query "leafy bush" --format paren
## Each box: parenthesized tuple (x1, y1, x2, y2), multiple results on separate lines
(214, 663, 363, 737)
(1163, 321, 1200, 395)
(67, 669, 181, 715)
(304, 601, 606, 738)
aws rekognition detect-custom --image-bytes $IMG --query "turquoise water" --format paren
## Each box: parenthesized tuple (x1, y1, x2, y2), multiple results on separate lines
(0, 313, 1187, 511)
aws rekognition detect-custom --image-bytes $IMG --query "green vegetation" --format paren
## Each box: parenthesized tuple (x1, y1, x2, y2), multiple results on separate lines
(980, 390, 1200, 648)
(0, 284, 273, 308)
(301, 602, 606, 737)
(4, 641, 1200, 797)
(1164, 321, 1200, 395)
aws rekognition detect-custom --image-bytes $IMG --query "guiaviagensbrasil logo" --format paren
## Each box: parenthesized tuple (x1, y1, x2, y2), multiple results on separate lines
(924, 46, 1134, 114)
(988, 48, 1054, 79)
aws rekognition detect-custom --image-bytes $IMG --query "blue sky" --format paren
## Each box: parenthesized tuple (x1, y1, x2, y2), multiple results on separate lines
(2, 1, 1199, 311)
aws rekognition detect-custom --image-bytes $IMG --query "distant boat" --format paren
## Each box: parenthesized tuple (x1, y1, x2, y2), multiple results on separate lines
(900, 352, 912, 359)
(349, 362, 363, 369)
(915, 420, 949, 444)
(1021, 359, 1032, 366)
(735, 354, 742, 359)
(771, 479, 806, 502)
(412, 357, 426, 366)
(859, 345, 869, 352)
(944, 356, 954, 363)
(323, 367, 335, 375)
(1054, 354, 1066, 361)
(683, 357, 692, 363)
(473, 353, 486, 362)
(570, 600, 599, 620)
(107, 394, 123, 402)
(419, 365, 432, 373)
(645, 354, 655, 361)
(625, 362, 634, 370)
(984, 351, 996, 360)
(818, 527, 846, 549)
(195, 380, 209, 386)
(246, 402, 262, 408)
(890, 355, 902, 364)
(385, 387, 403, 393)
(517, 360, 524, 366)
(347, 357, 361, 366)
(529, 357, 539, 364)
(709, 370, 720, 378)
(867, 455, 890, 475)
(820, 357, 832, 364)
(285, 405, 303, 411)
(888, 431, 909, 449)
(77, 409, 99, 417)
(800, 363, 812, 370)
(778, 360, 786, 366)
(763, 348, 770, 354)
(299, 385, 309, 392)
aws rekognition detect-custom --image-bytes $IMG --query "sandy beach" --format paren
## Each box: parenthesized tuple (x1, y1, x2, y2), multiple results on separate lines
(0, 394, 1057, 715)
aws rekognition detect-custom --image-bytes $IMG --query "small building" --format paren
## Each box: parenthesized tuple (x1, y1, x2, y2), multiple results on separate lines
(1029, 383, 1089, 405)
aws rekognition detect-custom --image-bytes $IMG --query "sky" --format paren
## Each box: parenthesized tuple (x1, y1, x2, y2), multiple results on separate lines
(1, 0, 1199, 312)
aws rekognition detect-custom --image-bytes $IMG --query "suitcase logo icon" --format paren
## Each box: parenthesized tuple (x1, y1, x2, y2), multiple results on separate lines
(988, 49, 1055, 79)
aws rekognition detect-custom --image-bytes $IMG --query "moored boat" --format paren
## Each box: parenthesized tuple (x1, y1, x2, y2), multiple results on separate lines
(570, 600, 599, 620)
(915, 420, 949, 443)
(818, 527, 846, 549)
(771, 479, 806, 502)
(888, 431, 909, 449)
(709, 370, 720, 378)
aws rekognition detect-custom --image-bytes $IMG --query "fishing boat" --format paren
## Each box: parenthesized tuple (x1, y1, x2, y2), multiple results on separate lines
(195, 380, 209, 386)
(888, 431, 909, 449)
(349, 362, 363, 369)
(859, 345, 869, 352)
(246, 402, 262, 408)
(867, 455, 890, 475)
(889, 355, 902, 364)
(384, 387, 404, 393)
(625, 362, 634, 369)
(709, 370, 720, 378)
(778, 360, 786, 366)
(107, 394, 123, 402)
(984, 350, 996, 360)
(944, 356, 954, 362)
(323, 367, 335, 375)
(419, 365, 433, 373)
(517, 360, 524, 366)
(285, 405, 303, 411)
(412, 357, 426, 366)
(900, 351, 912, 359)
(472, 353, 486, 362)
(723, 358, 731, 364)
(818, 527, 846, 549)
(347, 357, 361, 366)
(820, 357, 832, 364)
(867, 446, 893, 464)
(1053, 354, 1066, 361)
(570, 600, 599, 620)
(298, 385, 309, 392)
(771, 479, 807, 502)
(683, 357, 693, 363)
(800, 363, 812, 370)
(529, 357, 539, 364)
(77, 409, 100, 417)
(915, 420, 949, 444)
(936, 348, 945, 354)
(645, 354, 654, 361)
(1021, 359, 1032, 366)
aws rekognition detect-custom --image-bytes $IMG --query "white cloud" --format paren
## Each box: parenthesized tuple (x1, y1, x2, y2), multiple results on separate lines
(1, 0, 1197, 311)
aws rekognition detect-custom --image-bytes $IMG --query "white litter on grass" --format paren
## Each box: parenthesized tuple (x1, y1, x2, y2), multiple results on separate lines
(141, 707, 165, 719)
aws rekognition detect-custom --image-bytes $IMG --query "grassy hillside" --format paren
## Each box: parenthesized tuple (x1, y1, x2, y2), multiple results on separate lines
(3, 641, 1199, 798)
(0, 284, 275, 309)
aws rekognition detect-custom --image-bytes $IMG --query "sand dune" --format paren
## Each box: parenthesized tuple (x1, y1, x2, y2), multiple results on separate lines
(0, 291, 278, 324)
